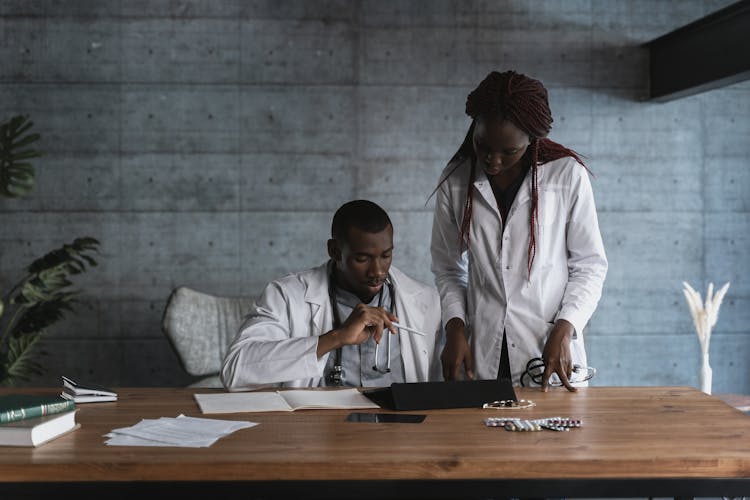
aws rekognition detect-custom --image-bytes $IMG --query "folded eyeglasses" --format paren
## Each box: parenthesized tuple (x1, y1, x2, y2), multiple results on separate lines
(482, 399, 536, 410)
(520, 357, 596, 387)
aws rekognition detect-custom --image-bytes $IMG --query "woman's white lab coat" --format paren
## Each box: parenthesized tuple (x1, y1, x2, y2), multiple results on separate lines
(430, 155, 608, 385)
(220, 263, 443, 390)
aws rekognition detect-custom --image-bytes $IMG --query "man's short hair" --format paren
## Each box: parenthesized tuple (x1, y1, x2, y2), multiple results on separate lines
(331, 200, 392, 241)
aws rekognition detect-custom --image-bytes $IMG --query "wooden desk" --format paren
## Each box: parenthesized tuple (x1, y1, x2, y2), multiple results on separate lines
(717, 393, 750, 412)
(1, 386, 749, 499)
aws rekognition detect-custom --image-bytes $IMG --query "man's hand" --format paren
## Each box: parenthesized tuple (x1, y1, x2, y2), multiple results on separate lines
(441, 317, 474, 381)
(541, 319, 576, 392)
(317, 304, 398, 357)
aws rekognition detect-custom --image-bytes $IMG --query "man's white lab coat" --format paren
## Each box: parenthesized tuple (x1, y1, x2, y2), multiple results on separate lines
(221, 263, 443, 390)
(430, 156, 608, 385)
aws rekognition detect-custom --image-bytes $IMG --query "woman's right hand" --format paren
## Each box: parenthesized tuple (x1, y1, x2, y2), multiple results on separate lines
(441, 318, 474, 381)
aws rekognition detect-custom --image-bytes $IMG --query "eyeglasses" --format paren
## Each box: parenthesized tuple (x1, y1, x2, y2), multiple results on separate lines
(520, 357, 596, 387)
(482, 399, 536, 410)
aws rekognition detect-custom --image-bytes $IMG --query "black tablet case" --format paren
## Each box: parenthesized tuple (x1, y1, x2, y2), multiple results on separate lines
(362, 379, 516, 411)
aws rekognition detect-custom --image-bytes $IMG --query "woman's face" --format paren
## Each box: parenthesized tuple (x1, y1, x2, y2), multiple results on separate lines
(472, 116, 530, 177)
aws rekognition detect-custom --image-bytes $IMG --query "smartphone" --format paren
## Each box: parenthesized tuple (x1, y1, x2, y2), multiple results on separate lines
(345, 412, 426, 424)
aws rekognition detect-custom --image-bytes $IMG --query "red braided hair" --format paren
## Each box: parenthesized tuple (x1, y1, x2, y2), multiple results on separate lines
(434, 70, 588, 276)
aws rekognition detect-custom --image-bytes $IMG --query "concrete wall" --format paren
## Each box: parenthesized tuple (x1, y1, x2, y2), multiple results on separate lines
(1, 0, 747, 392)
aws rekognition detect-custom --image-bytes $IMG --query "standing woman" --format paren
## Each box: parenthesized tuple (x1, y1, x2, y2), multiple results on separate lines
(430, 70, 607, 391)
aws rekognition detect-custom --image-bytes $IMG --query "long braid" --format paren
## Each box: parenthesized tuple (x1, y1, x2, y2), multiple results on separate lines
(460, 160, 476, 252)
(434, 70, 588, 275)
(528, 140, 539, 276)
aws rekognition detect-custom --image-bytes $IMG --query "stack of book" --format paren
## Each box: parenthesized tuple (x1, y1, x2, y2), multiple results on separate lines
(61, 375, 118, 403)
(0, 394, 79, 447)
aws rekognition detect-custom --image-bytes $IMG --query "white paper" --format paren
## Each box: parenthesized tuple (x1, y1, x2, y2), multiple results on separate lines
(280, 389, 379, 410)
(195, 392, 294, 413)
(194, 388, 380, 414)
(105, 414, 257, 447)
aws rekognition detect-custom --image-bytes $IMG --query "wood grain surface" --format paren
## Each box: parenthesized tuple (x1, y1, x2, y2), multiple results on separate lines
(1, 386, 749, 483)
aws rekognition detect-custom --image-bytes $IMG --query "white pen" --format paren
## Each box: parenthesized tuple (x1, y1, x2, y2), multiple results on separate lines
(391, 321, 427, 337)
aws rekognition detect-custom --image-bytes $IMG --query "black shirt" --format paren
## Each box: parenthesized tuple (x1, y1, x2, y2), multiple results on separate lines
(490, 165, 530, 225)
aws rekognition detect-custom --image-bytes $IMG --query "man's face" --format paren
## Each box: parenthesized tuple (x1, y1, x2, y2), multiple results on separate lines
(329, 225, 394, 302)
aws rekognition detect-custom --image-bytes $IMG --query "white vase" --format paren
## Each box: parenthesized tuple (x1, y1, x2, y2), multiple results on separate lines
(698, 354, 712, 395)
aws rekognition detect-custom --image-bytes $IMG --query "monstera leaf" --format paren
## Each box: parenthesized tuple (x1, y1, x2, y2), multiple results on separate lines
(0, 237, 99, 385)
(1, 332, 45, 384)
(0, 238, 99, 385)
(0, 115, 40, 198)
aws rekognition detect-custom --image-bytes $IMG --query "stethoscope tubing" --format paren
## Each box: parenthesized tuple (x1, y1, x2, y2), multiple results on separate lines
(327, 265, 396, 384)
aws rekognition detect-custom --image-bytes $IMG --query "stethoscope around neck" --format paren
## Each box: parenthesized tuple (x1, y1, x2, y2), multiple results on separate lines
(326, 266, 396, 386)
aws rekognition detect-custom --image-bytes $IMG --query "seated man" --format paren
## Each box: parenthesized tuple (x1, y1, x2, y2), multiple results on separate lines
(221, 200, 442, 390)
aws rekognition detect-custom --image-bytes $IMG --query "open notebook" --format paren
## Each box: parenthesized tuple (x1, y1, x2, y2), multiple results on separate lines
(194, 388, 380, 414)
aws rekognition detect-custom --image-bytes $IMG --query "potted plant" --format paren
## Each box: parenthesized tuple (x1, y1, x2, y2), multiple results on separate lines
(0, 115, 100, 386)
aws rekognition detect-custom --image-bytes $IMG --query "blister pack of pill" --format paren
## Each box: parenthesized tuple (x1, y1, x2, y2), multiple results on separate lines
(484, 416, 582, 432)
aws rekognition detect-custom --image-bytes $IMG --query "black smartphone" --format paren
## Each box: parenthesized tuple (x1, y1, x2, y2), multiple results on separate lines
(345, 412, 426, 423)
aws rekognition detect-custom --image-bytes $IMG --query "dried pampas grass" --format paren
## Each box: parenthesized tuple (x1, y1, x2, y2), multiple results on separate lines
(682, 281, 730, 394)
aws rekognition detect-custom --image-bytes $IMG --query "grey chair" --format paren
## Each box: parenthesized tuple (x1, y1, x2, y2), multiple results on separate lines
(161, 286, 254, 388)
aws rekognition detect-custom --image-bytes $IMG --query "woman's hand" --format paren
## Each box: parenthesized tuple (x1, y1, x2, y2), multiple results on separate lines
(541, 319, 576, 392)
(441, 317, 474, 381)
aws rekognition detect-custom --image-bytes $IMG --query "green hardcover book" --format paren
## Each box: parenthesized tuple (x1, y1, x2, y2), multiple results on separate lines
(0, 394, 75, 424)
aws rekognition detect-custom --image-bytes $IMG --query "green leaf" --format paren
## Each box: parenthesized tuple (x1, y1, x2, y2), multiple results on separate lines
(0, 185, 33, 198)
(0, 114, 39, 200)
(10, 150, 41, 161)
(13, 299, 75, 335)
(6, 115, 34, 137)
(1, 332, 45, 386)
(15, 266, 73, 305)
(7, 162, 34, 172)
(27, 237, 100, 275)
(10, 132, 41, 150)
(81, 254, 98, 267)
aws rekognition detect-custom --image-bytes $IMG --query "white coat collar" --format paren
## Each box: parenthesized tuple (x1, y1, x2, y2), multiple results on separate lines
(473, 163, 541, 220)
(302, 263, 331, 332)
